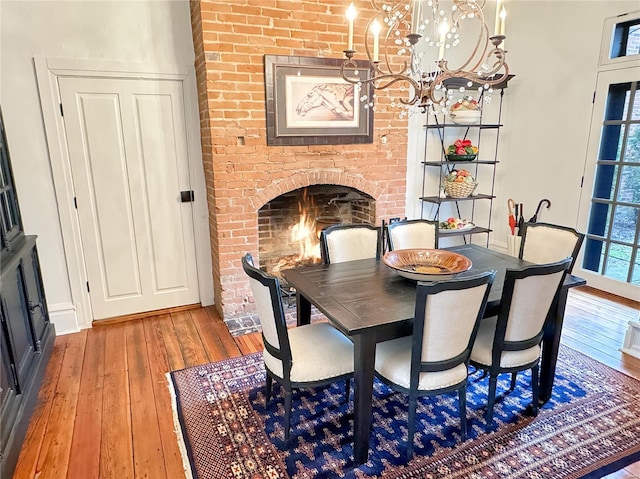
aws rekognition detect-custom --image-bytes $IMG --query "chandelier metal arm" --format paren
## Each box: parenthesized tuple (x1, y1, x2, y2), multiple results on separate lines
(452, 24, 490, 77)
(341, 58, 423, 106)
(342, 0, 511, 110)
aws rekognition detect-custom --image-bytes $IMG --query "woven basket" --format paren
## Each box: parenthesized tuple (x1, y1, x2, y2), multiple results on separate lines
(444, 180, 477, 198)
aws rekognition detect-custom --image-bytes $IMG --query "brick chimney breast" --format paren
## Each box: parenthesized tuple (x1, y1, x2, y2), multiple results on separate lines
(190, 0, 408, 321)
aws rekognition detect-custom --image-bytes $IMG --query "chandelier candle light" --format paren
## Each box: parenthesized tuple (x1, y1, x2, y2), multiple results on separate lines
(341, 0, 510, 114)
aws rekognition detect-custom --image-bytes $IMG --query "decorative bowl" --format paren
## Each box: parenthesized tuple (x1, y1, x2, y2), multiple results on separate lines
(446, 154, 477, 162)
(439, 222, 475, 234)
(382, 248, 473, 281)
(451, 110, 481, 125)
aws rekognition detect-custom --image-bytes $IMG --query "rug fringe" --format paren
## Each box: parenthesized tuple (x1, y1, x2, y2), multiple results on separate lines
(166, 372, 195, 479)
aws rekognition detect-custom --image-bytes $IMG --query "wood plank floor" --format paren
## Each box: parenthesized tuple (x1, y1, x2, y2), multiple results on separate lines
(12, 286, 640, 479)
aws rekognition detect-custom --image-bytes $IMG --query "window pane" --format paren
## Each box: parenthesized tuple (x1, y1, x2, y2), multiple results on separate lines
(623, 90, 630, 120)
(625, 124, 640, 161)
(599, 124, 626, 161)
(604, 83, 630, 121)
(582, 237, 606, 273)
(1, 193, 11, 231)
(587, 202, 611, 237)
(632, 89, 640, 121)
(610, 205, 638, 243)
(617, 165, 640, 203)
(0, 154, 7, 187)
(626, 23, 640, 56)
(612, 19, 640, 58)
(632, 256, 640, 285)
(605, 244, 632, 281)
(593, 164, 617, 200)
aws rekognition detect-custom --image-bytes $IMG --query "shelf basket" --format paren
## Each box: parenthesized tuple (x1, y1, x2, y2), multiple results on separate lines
(443, 180, 478, 198)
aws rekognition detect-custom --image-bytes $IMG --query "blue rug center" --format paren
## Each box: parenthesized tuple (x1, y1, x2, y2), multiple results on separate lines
(249, 368, 587, 476)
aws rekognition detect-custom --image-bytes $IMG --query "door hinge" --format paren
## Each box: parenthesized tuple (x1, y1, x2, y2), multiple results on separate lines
(86, 281, 90, 293)
(73, 197, 78, 209)
(60, 103, 64, 116)
(592, 91, 596, 104)
(180, 190, 195, 203)
(581, 176, 584, 188)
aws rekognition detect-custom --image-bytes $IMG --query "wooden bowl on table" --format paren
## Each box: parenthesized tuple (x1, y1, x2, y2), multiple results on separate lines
(382, 248, 473, 281)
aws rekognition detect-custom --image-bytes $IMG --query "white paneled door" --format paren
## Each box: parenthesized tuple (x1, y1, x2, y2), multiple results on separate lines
(59, 77, 199, 320)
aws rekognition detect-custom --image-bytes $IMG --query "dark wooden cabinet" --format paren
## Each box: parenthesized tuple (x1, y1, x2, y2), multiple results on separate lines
(0, 109, 55, 478)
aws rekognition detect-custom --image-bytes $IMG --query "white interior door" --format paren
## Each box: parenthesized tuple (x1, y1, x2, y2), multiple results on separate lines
(58, 77, 200, 320)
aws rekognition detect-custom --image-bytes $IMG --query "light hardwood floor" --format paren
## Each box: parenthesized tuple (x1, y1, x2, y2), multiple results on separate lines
(12, 286, 640, 479)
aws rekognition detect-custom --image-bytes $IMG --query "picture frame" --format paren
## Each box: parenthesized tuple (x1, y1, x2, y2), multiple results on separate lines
(264, 55, 374, 146)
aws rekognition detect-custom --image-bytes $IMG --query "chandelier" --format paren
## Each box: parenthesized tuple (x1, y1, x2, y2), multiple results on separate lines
(341, 0, 509, 112)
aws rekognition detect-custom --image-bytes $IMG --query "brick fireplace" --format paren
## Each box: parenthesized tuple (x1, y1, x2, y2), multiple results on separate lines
(189, 0, 408, 321)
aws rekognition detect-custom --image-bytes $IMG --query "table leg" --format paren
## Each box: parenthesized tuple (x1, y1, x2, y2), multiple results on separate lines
(295, 291, 311, 326)
(540, 287, 569, 403)
(352, 335, 376, 465)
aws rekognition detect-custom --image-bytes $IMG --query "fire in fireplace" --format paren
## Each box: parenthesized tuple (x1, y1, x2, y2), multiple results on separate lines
(258, 185, 376, 277)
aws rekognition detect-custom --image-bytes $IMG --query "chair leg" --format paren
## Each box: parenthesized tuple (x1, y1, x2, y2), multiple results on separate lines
(284, 389, 292, 442)
(531, 364, 539, 416)
(344, 378, 351, 404)
(265, 374, 273, 405)
(407, 395, 417, 460)
(485, 374, 498, 432)
(459, 387, 467, 441)
(509, 372, 517, 391)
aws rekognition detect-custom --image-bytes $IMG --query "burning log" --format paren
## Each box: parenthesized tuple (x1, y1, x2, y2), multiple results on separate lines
(271, 254, 321, 280)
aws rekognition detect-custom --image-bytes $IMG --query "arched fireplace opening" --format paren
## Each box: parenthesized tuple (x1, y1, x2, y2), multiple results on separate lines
(258, 185, 376, 277)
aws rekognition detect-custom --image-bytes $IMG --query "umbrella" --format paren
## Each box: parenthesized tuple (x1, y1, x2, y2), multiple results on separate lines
(529, 199, 551, 223)
(517, 203, 524, 236)
(507, 198, 516, 235)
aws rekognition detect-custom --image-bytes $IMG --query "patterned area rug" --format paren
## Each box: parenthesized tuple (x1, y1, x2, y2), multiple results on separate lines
(168, 346, 640, 479)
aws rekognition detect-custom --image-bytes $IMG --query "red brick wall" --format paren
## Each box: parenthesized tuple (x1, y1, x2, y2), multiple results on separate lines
(189, 0, 408, 319)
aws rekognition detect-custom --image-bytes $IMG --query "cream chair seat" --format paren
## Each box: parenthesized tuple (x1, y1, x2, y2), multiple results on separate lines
(263, 322, 353, 381)
(470, 316, 541, 368)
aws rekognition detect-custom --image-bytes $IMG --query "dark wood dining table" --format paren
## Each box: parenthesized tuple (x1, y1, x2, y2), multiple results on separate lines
(283, 244, 586, 464)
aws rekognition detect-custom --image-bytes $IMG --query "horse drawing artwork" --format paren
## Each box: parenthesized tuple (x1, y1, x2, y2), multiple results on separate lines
(295, 83, 355, 120)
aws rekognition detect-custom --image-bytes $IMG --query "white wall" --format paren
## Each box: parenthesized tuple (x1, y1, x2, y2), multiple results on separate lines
(406, 0, 639, 251)
(0, 1, 197, 333)
(2, 0, 637, 332)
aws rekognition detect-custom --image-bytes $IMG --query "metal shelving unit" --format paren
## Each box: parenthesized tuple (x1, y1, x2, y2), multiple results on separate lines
(419, 76, 514, 245)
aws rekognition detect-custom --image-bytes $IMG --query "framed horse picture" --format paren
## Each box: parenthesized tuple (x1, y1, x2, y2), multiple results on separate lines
(264, 55, 374, 146)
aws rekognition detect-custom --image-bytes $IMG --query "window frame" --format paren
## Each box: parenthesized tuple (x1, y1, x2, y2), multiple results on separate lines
(599, 10, 640, 69)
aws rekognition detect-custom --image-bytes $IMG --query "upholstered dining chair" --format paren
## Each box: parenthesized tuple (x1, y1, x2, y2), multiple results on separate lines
(241, 253, 354, 442)
(374, 271, 496, 459)
(518, 222, 585, 272)
(319, 223, 381, 264)
(386, 218, 439, 251)
(470, 257, 572, 431)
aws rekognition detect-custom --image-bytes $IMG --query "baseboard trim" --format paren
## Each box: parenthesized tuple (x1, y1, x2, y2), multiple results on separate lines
(92, 303, 202, 327)
(48, 302, 81, 335)
(621, 320, 640, 360)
